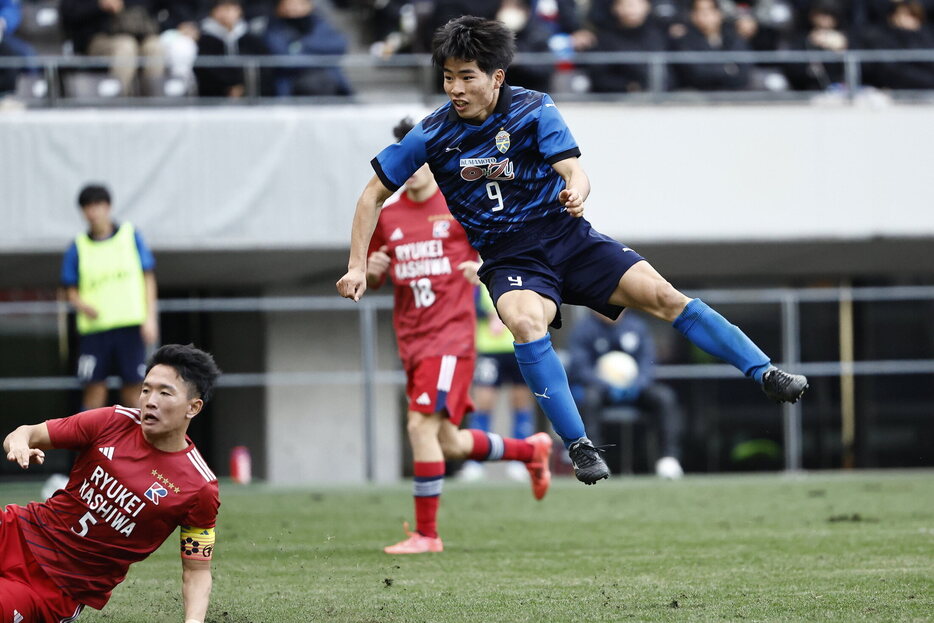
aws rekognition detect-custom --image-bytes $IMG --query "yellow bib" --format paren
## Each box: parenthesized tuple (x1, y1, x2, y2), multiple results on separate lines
(75, 223, 147, 335)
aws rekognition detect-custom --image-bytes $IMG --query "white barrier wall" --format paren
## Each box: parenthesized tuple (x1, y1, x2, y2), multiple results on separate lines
(565, 105, 934, 242)
(264, 301, 404, 484)
(3, 103, 934, 253)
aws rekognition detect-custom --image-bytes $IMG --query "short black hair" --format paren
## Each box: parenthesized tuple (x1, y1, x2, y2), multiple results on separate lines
(431, 16, 516, 75)
(393, 117, 415, 142)
(146, 344, 222, 402)
(77, 184, 111, 208)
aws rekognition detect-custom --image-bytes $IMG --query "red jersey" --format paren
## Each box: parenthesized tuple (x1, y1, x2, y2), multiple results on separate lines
(368, 188, 477, 367)
(13, 406, 220, 609)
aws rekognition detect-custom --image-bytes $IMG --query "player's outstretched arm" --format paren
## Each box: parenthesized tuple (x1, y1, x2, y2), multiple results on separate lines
(337, 175, 395, 302)
(552, 157, 591, 218)
(3, 423, 52, 469)
(182, 557, 212, 623)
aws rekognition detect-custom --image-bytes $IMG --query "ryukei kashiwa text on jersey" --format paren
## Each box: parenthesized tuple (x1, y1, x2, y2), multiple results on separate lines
(368, 188, 477, 367)
(13, 406, 219, 609)
(371, 86, 581, 253)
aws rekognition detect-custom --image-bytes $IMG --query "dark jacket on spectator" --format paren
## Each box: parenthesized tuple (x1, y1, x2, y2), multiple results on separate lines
(196, 15, 270, 96)
(861, 22, 934, 89)
(507, 16, 555, 93)
(264, 11, 350, 95)
(784, 30, 849, 90)
(61, 0, 159, 53)
(669, 23, 750, 90)
(588, 19, 668, 93)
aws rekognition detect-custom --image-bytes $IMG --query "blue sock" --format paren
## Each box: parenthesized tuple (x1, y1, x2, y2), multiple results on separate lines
(673, 299, 772, 383)
(470, 411, 491, 433)
(513, 335, 586, 447)
(512, 409, 534, 439)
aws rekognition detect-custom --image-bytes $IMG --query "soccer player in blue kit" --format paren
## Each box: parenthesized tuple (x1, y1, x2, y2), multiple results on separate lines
(338, 16, 808, 485)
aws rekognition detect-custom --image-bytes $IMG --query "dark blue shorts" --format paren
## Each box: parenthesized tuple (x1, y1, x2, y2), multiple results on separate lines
(76, 325, 146, 385)
(478, 217, 645, 329)
(474, 351, 524, 387)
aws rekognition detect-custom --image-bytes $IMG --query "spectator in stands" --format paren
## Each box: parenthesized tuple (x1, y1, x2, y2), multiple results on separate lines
(264, 0, 351, 96)
(156, 0, 206, 94)
(784, 0, 849, 90)
(865, 0, 934, 26)
(427, 0, 593, 56)
(669, 0, 751, 90)
(0, 0, 37, 95)
(533, 0, 597, 52)
(196, 0, 270, 97)
(60, 0, 165, 95)
(499, 0, 555, 92)
(586, 0, 668, 93)
(365, 0, 428, 56)
(862, 0, 934, 89)
(568, 310, 686, 478)
(732, 2, 784, 57)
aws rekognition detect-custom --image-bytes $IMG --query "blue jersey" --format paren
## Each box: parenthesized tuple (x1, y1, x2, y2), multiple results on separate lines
(372, 86, 581, 253)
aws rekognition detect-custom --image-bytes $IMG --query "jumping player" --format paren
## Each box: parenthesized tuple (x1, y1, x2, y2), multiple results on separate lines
(2, 344, 221, 622)
(367, 117, 552, 555)
(337, 16, 808, 486)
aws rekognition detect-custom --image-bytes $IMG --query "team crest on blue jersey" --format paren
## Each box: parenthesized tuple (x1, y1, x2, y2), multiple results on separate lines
(145, 481, 169, 505)
(495, 130, 510, 154)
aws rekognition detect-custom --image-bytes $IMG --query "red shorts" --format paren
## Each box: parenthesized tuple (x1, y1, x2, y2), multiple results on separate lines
(0, 506, 84, 622)
(405, 355, 475, 425)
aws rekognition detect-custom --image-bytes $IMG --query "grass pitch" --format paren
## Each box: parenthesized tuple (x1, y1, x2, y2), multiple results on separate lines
(2, 471, 932, 622)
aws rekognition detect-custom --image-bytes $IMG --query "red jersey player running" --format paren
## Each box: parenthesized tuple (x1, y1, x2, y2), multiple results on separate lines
(2, 344, 221, 622)
(366, 117, 553, 555)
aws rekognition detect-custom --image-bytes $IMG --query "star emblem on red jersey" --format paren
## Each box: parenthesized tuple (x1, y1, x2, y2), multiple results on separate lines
(151, 469, 181, 494)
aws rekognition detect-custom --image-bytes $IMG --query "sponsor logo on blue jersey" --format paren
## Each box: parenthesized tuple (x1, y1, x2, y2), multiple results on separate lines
(459, 158, 514, 182)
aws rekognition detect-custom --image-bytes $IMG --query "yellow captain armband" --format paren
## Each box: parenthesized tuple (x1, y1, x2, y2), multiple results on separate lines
(180, 526, 215, 561)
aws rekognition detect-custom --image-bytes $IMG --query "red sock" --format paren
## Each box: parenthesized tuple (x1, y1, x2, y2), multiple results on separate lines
(502, 437, 534, 462)
(413, 461, 444, 538)
(467, 430, 534, 462)
(468, 430, 490, 460)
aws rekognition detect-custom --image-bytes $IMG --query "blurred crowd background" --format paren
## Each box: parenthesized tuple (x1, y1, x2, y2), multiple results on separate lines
(5, 0, 934, 102)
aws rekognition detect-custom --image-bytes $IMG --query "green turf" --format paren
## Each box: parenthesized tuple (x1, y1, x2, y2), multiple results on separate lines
(2, 471, 932, 622)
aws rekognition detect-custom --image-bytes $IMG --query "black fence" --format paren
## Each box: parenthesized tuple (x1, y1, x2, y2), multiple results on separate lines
(3, 49, 934, 106)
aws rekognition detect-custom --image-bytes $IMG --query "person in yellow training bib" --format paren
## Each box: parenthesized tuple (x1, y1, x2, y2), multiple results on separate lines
(60, 184, 159, 410)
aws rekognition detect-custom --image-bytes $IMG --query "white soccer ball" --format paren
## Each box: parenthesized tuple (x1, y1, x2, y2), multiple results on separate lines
(595, 351, 639, 389)
(655, 456, 684, 480)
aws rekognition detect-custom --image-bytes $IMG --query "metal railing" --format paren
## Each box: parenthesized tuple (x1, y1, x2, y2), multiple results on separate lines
(2, 284, 933, 476)
(3, 48, 934, 106)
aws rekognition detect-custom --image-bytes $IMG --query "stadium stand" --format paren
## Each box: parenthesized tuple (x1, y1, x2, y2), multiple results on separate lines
(3, 0, 934, 104)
